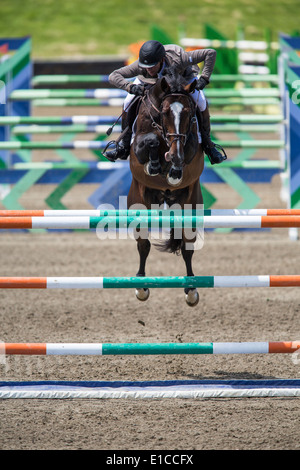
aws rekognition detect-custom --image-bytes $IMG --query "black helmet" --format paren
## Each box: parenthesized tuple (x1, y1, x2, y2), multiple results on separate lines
(139, 40, 165, 68)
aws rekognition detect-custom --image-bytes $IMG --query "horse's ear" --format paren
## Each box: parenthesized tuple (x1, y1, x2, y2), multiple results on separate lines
(161, 77, 170, 93)
(185, 79, 197, 94)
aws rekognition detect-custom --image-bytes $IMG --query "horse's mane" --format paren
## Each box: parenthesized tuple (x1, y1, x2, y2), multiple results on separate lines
(161, 65, 187, 93)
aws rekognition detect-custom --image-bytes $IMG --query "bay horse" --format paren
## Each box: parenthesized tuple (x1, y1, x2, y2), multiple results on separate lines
(127, 66, 204, 307)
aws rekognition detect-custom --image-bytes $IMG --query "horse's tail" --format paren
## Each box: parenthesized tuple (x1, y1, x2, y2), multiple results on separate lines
(153, 228, 183, 255)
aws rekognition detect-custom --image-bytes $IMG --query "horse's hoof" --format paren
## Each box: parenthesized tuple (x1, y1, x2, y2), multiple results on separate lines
(185, 289, 199, 307)
(167, 168, 183, 186)
(144, 162, 159, 177)
(167, 174, 183, 186)
(135, 288, 150, 301)
(144, 163, 151, 176)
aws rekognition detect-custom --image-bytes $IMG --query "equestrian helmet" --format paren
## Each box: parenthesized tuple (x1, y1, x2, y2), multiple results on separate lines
(139, 40, 166, 68)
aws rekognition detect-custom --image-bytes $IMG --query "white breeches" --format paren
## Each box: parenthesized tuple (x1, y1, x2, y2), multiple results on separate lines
(123, 77, 207, 112)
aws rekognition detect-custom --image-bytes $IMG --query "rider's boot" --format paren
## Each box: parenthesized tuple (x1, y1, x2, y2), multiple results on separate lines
(105, 111, 132, 161)
(200, 105, 227, 165)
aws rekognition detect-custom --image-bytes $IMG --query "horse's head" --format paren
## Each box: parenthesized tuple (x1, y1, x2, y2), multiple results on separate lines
(155, 67, 198, 185)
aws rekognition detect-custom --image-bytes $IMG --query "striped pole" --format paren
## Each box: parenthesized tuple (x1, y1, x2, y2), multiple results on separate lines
(0, 140, 109, 150)
(0, 275, 300, 289)
(1, 215, 300, 229)
(0, 209, 300, 218)
(10, 89, 127, 100)
(0, 114, 283, 126)
(30, 97, 280, 107)
(11, 123, 280, 135)
(0, 140, 285, 150)
(32, 98, 125, 107)
(1, 341, 299, 356)
(211, 74, 279, 83)
(209, 114, 283, 123)
(31, 73, 279, 85)
(1, 379, 299, 399)
(180, 38, 279, 50)
(10, 88, 280, 100)
(11, 161, 125, 170)
(12, 124, 121, 135)
(32, 74, 110, 85)
(11, 160, 281, 171)
(0, 115, 117, 125)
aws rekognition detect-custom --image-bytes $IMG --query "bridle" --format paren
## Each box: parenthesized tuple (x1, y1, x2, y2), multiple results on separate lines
(141, 88, 197, 149)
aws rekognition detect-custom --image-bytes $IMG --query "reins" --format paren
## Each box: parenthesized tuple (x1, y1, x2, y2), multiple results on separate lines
(103, 81, 198, 161)
(142, 88, 197, 149)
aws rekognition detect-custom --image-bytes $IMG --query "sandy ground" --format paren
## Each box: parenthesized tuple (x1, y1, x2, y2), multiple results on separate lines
(0, 222, 299, 450)
(0, 106, 299, 451)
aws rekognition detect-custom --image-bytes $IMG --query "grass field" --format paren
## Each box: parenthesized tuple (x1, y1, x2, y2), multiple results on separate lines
(1, 0, 300, 58)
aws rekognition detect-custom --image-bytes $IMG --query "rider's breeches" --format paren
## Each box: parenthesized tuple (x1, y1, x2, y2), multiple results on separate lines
(123, 77, 207, 113)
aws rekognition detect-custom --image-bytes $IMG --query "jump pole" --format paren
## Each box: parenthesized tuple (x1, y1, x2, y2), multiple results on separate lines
(9, 88, 280, 100)
(0, 275, 300, 289)
(1, 209, 300, 218)
(1, 341, 300, 356)
(30, 97, 280, 107)
(31, 73, 278, 85)
(0, 114, 283, 125)
(1, 379, 300, 399)
(0, 115, 117, 125)
(1, 215, 300, 229)
(11, 123, 280, 135)
(0, 139, 285, 150)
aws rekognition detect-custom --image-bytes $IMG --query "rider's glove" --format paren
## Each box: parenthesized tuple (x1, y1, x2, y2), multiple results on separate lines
(195, 76, 209, 91)
(129, 84, 145, 96)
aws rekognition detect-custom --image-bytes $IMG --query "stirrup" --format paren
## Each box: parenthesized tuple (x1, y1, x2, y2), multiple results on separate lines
(205, 143, 227, 165)
(103, 140, 128, 162)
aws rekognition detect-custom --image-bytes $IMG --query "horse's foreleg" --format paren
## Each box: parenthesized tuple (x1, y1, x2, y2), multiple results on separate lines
(136, 236, 151, 277)
(181, 232, 199, 307)
(143, 134, 161, 176)
(166, 149, 183, 186)
(135, 235, 151, 301)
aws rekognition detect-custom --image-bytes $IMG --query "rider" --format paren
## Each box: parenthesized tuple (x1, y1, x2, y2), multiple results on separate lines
(105, 40, 226, 165)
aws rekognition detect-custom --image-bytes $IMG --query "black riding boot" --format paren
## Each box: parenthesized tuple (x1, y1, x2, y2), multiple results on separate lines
(105, 111, 132, 161)
(201, 106, 227, 164)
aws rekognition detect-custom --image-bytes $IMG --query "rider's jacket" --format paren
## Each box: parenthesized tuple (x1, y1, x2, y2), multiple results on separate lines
(109, 44, 216, 93)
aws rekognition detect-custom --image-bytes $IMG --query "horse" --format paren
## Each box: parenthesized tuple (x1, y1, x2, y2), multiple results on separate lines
(127, 66, 204, 307)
